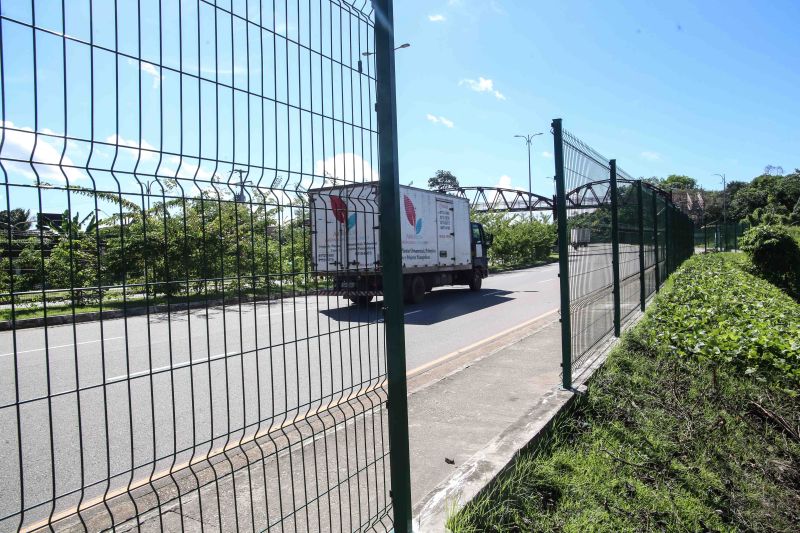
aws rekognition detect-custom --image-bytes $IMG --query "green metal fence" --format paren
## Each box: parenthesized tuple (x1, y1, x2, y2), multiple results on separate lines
(0, 0, 410, 531)
(552, 119, 695, 389)
(696, 221, 749, 252)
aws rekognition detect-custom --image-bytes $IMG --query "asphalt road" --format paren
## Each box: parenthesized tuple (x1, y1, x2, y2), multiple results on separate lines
(0, 263, 560, 529)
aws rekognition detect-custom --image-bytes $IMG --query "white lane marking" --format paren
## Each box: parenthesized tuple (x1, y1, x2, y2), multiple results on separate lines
(0, 336, 126, 358)
(404, 310, 421, 316)
(105, 351, 237, 384)
(537, 278, 557, 283)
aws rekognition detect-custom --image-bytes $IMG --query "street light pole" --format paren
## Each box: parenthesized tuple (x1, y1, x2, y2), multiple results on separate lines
(361, 43, 410, 57)
(514, 132, 542, 220)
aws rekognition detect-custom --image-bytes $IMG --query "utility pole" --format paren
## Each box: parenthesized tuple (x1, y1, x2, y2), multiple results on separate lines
(514, 132, 543, 220)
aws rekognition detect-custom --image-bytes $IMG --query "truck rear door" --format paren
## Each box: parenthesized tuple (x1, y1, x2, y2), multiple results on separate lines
(436, 198, 456, 267)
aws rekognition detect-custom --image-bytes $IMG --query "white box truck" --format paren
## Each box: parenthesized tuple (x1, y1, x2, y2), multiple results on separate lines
(309, 183, 492, 304)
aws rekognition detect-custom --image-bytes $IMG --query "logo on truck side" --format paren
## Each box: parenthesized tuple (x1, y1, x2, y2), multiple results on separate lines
(404, 195, 423, 235)
(331, 195, 356, 231)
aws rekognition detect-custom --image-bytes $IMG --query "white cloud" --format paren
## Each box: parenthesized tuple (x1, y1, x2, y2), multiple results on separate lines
(489, 175, 528, 206)
(165, 155, 214, 181)
(0, 121, 84, 183)
(460, 77, 505, 100)
(426, 114, 454, 128)
(106, 134, 157, 161)
(129, 59, 163, 89)
(314, 153, 379, 185)
(640, 151, 661, 161)
(496, 175, 513, 189)
(428, 14, 446, 22)
(541, 151, 553, 159)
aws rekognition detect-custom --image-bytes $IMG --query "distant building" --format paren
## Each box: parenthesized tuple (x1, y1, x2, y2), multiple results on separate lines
(668, 189, 707, 224)
(37, 212, 64, 231)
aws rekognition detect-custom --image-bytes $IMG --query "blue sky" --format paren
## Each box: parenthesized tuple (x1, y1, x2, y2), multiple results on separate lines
(392, 0, 800, 193)
(0, 0, 798, 218)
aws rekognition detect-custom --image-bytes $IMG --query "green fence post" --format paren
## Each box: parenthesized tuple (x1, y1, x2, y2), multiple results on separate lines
(552, 118, 572, 390)
(637, 180, 646, 311)
(609, 160, 621, 336)
(653, 192, 660, 291)
(664, 204, 672, 275)
(704, 223, 707, 253)
(374, 1, 412, 530)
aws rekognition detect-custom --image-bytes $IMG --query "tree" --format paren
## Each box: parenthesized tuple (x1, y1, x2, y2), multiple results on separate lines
(791, 197, 800, 226)
(428, 170, 460, 192)
(728, 171, 800, 222)
(662, 174, 697, 190)
(0, 208, 32, 234)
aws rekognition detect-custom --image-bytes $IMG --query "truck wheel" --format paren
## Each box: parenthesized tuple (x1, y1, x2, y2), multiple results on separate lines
(468, 269, 482, 291)
(408, 275, 426, 305)
(350, 295, 373, 306)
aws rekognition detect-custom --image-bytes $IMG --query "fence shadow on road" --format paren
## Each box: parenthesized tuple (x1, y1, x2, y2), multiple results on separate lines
(319, 289, 516, 326)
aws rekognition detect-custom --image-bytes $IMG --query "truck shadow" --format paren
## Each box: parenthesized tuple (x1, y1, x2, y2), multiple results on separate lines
(319, 288, 517, 325)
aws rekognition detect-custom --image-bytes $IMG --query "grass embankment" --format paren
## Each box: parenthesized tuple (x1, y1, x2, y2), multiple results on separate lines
(449, 253, 800, 532)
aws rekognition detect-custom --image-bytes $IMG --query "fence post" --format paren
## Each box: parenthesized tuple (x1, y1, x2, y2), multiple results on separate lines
(609, 160, 621, 336)
(637, 181, 646, 311)
(374, 1, 412, 530)
(552, 118, 572, 390)
(704, 223, 707, 253)
(652, 193, 660, 292)
(664, 204, 672, 275)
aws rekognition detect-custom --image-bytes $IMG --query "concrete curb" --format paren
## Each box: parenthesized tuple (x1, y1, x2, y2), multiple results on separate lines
(412, 328, 620, 533)
(413, 386, 580, 533)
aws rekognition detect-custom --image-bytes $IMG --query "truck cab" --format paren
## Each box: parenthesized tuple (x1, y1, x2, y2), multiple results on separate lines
(468, 222, 492, 291)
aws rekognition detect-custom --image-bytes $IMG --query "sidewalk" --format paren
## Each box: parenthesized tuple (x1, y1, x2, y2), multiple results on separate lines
(407, 311, 569, 531)
(407, 311, 561, 504)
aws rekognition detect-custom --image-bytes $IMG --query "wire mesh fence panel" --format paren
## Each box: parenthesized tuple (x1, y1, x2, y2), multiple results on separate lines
(557, 128, 614, 370)
(0, 1, 397, 531)
(552, 119, 696, 387)
(697, 221, 748, 252)
(656, 196, 669, 286)
(641, 186, 657, 300)
(615, 169, 640, 324)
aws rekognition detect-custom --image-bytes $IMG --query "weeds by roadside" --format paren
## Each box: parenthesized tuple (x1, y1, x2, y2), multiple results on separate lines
(449, 253, 800, 532)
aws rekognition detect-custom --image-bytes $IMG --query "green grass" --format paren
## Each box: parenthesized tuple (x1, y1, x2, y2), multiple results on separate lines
(0, 281, 327, 322)
(490, 253, 559, 273)
(449, 253, 800, 532)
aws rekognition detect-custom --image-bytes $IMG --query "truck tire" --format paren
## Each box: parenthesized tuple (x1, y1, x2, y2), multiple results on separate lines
(407, 275, 425, 305)
(349, 295, 373, 306)
(468, 269, 482, 291)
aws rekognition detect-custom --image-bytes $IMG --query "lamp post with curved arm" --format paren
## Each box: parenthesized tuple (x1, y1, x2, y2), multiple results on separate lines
(713, 173, 727, 250)
(514, 132, 543, 220)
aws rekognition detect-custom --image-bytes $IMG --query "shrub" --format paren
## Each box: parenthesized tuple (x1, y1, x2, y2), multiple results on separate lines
(472, 212, 556, 268)
(740, 224, 800, 297)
